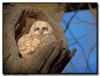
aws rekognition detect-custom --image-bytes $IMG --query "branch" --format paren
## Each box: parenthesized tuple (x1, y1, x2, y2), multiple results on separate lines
(64, 4, 83, 32)
(75, 16, 96, 25)
(68, 29, 91, 71)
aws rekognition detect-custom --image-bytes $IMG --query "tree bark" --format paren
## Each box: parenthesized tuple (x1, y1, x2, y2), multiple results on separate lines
(3, 6, 76, 74)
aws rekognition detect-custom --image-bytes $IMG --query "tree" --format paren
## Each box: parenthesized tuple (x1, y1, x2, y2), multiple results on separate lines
(3, 6, 76, 74)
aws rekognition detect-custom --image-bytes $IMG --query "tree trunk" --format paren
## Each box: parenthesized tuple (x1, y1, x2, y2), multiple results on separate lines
(3, 6, 76, 74)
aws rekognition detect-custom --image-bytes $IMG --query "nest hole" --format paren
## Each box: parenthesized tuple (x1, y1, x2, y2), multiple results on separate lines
(19, 53, 22, 58)
(15, 9, 42, 43)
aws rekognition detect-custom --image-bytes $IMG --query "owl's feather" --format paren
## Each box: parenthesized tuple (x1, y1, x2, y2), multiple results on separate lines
(18, 21, 57, 57)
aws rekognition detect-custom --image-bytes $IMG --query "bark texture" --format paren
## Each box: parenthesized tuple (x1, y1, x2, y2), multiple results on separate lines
(3, 6, 76, 74)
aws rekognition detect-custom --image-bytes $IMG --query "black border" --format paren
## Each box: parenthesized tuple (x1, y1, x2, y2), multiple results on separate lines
(2, 2, 98, 75)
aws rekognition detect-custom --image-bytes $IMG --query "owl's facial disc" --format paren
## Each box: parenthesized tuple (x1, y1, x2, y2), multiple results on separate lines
(29, 21, 53, 35)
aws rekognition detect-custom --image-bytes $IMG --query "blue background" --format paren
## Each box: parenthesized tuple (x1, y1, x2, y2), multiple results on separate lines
(59, 10, 97, 73)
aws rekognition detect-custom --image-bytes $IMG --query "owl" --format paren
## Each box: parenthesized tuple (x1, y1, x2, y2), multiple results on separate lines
(18, 21, 57, 57)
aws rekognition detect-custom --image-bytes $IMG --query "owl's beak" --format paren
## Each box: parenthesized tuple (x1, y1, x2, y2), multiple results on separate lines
(39, 30, 43, 35)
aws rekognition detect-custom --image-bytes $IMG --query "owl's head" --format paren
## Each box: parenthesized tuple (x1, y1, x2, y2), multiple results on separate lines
(29, 21, 53, 35)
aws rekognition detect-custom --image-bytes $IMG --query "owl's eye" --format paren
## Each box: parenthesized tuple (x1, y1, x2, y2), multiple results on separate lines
(34, 28, 39, 31)
(43, 27, 48, 31)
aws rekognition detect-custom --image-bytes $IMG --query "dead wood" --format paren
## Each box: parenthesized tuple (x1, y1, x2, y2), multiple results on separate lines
(3, 6, 76, 74)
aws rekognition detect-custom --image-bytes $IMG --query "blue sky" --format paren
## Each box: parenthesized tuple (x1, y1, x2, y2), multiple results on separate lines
(59, 9, 97, 73)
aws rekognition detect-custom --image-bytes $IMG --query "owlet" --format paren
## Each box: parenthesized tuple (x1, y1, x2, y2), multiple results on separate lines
(18, 21, 57, 57)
